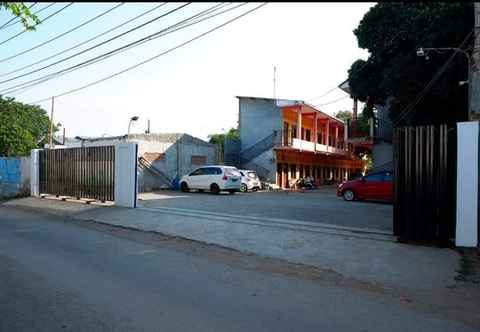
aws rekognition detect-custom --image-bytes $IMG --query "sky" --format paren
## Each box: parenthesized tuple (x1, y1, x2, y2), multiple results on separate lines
(1, 2, 374, 141)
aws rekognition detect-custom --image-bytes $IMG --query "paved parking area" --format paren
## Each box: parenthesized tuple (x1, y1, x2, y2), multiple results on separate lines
(139, 187, 393, 232)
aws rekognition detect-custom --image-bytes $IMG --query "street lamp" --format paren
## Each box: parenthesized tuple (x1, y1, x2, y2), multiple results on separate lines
(417, 47, 471, 115)
(128, 116, 139, 137)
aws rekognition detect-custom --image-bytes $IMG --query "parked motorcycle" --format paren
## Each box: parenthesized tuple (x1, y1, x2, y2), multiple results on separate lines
(295, 177, 314, 190)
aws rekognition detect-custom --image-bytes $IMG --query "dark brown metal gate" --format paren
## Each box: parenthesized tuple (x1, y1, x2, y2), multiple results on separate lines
(39, 146, 115, 202)
(393, 124, 456, 246)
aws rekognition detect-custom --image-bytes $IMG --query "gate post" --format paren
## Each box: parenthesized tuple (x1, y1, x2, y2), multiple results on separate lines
(114, 143, 138, 208)
(456, 122, 479, 247)
(30, 149, 40, 197)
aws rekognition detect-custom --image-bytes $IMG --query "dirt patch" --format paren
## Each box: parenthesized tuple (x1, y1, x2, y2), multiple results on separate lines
(455, 248, 480, 285)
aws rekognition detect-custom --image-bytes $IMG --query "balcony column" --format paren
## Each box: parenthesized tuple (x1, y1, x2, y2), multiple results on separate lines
(335, 126, 339, 148)
(313, 113, 318, 144)
(296, 107, 302, 140)
(344, 123, 348, 150)
(352, 98, 358, 136)
(325, 119, 330, 147)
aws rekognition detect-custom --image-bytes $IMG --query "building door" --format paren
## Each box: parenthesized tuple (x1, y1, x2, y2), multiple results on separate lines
(283, 164, 289, 188)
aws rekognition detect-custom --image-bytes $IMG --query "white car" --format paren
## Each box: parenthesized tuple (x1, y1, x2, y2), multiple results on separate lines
(180, 165, 241, 194)
(239, 169, 261, 192)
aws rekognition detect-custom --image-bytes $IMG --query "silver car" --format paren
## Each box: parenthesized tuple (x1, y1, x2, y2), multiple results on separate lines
(238, 170, 261, 192)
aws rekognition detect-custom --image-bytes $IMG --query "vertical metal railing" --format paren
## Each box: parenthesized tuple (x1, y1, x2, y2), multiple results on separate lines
(39, 146, 115, 202)
(393, 124, 456, 246)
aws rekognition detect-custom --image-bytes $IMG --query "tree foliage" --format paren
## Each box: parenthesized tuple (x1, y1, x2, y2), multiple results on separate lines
(0, 2, 40, 30)
(348, 3, 473, 126)
(208, 128, 239, 163)
(208, 128, 239, 146)
(0, 96, 51, 156)
(334, 110, 370, 134)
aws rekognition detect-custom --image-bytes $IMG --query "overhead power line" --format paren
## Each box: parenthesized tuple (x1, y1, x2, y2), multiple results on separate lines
(28, 3, 267, 105)
(2, 2, 245, 95)
(0, 3, 125, 65)
(0, 2, 38, 30)
(0, 2, 191, 87)
(0, 3, 73, 47)
(0, 3, 168, 79)
(0, 2, 57, 30)
(393, 28, 475, 125)
(313, 95, 349, 107)
(307, 86, 340, 102)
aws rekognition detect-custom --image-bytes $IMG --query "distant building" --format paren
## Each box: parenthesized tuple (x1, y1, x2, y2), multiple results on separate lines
(338, 80, 393, 171)
(63, 133, 217, 192)
(235, 96, 366, 188)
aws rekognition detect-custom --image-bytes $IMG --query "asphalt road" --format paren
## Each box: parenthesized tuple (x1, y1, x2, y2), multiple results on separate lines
(0, 207, 477, 332)
(139, 187, 393, 231)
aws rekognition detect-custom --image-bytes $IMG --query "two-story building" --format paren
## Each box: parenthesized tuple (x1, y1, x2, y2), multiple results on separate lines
(236, 96, 366, 188)
(338, 80, 393, 171)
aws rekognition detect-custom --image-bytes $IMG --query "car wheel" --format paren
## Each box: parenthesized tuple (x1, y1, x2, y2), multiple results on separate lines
(343, 189, 355, 201)
(252, 187, 258, 192)
(228, 190, 236, 195)
(210, 183, 220, 195)
(180, 182, 189, 193)
(240, 183, 247, 193)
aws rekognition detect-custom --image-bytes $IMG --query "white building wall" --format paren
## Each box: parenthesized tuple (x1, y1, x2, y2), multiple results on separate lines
(456, 122, 479, 247)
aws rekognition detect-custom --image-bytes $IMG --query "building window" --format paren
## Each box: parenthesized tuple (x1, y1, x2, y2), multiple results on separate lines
(291, 125, 297, 139)
(305, 129, 311, 142)
(191, 155, 207, 165)
(317, 133, 322, 144)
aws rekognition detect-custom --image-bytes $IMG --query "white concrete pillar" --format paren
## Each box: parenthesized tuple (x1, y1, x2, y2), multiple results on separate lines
(326, 120, 330, 146)
(115, 143, 138, 208)
(456, 121, 479, 247)
(296, 107, 302, 140)
(30, 149, 40, 197)
(335, 126, 339, 148)
(313, 113, 318, 143)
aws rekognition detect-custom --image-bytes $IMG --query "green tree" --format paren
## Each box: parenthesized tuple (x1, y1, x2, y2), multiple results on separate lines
(208, 128, 239, 145)
(1, 2, 40, 30)
(0, 96, 52, 156)
(347, 3, 473, 126)
(334, 110, 370, 134)
(208, 128, 239, 163)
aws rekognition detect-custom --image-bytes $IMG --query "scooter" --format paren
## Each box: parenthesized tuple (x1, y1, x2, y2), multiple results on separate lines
(295, 177, 314, 190)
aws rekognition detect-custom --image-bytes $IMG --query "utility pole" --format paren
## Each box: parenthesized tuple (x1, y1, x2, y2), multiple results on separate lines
(470, 3, 480, 120)
(49, 97, 55, 148)
(273, 65, 277, 99)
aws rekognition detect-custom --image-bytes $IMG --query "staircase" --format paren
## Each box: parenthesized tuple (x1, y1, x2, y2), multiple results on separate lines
(240, 131, 280, 164)
(138, 157, 172, 187)
(245, 161, 271, 181)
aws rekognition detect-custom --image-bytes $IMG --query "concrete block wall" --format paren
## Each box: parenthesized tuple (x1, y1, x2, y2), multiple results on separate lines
(239, 97, 283, 151)
(372, 141, 393, 167)
(0, 157, 30, 198)
(238, 97, 283, 183)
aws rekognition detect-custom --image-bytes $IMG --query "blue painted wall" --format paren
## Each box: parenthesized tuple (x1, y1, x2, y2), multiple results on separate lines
(0, 157, 29, 198)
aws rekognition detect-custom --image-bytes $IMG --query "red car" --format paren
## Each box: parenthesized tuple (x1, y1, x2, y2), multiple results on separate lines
(337, 171, 393, 202)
